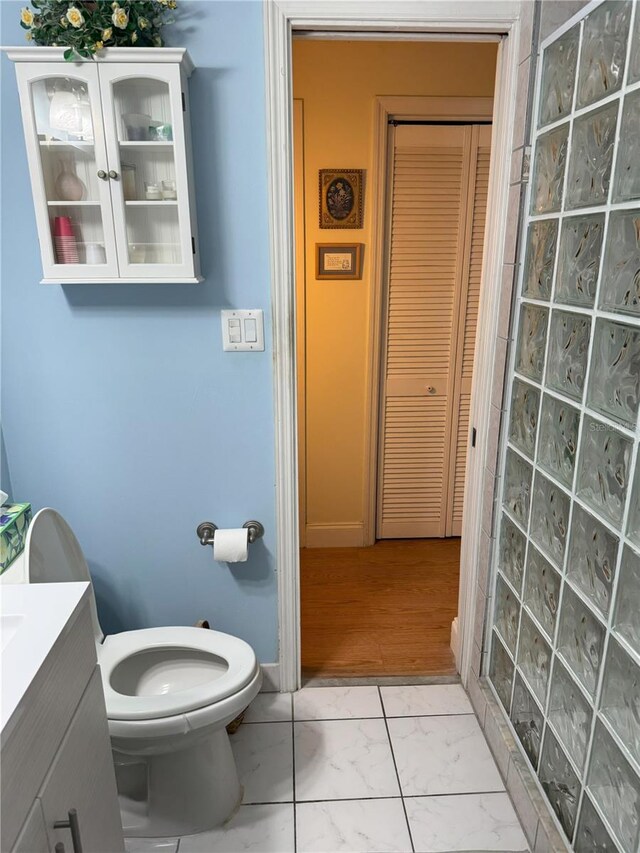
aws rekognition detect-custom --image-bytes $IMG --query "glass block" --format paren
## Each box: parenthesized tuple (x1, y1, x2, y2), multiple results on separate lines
(494, 573, 520, 655)
(503, 448, 533, 526)
(509, 379, 540, 459)
(511, 672, 543, 768)
(613, 546, 640, 656)
(630, 0, 640, 85)
(545, 310, 591, 402)
(530, 472, 570, 567)
(626, 456, 640, 550)
(566, 102, 618, 210)
(523, 545, 561, 640)
(557, 585, 605, 698)
(490, 632, 514, 713)
(599, 209, 640, 317)
(555, 214, 604, 307)
(600, 637, 640, 766)
(548, 658, 593, 774)
(516, 303, 548, 382)
(587, 319, 640, 429)
(517, 611, 552, 705)
(538, 25, 579, 127)
(574, 794, 616, 853)
(537, 394, 580, 489)
(587, 720, 640, 853)
(522, 220, 558, 300)
(531, 124, 569, 214)
(497, 514, 526, 594)
(613, 89, 640, 203)
(577, 416, 632, 527)
(566, 504, 619, 618)
(577, 0, 631, 109)
(538, 728, 581, 840)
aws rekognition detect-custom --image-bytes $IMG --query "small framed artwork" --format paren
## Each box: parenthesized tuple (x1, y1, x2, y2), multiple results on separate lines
(316, 243, 363, 280)
(319, 169, 364, 229)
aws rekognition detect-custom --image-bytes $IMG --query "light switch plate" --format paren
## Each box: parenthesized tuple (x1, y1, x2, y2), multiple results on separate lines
(221, 309, 265, 352)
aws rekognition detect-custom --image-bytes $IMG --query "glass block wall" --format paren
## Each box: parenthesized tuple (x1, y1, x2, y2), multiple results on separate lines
(488, 2, 640, 850)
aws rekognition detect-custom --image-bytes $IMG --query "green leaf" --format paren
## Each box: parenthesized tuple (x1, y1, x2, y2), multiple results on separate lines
(63, 46, 74, 60)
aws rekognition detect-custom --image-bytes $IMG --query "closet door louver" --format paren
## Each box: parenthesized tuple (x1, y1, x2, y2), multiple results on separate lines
(377, 124, 490, 539)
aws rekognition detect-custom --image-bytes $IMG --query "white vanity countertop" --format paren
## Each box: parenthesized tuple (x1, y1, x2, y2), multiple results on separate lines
(1, 581, 90, 733)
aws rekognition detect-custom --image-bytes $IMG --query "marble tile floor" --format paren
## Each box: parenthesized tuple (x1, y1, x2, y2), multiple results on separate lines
(125, 685, 529, 853)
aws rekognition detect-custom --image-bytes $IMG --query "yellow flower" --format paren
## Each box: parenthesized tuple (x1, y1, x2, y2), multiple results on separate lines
(20, 7, 34, 26)
(94, 41, 104, 51)
(102, 27, 113, 41)
(66, 6, 84, 28)
(26, 30, 33, 40)
(112, 6, 129, 28)
(131, 30, 138, 43)
(138, 17, 149, 29)
(60, 16, 68, 27)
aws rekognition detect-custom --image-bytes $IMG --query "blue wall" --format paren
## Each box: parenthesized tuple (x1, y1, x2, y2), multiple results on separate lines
(0, 1, 279, 662)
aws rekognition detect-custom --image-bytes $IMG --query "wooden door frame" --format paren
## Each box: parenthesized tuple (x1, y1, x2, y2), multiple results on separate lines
(367, 98, 494, 546)
(264, 0, 522, 693)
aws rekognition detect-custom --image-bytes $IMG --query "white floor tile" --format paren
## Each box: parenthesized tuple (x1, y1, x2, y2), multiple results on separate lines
(243, 692, 292, 723)
(179, 803, 295, 852)
(296, 798, 412, 853)
(295, 718, 400, 801)
(294, 686, 383, 720)
(231, 721, 293, 803)
(124, 839, 178, 853)
(381, 684, 473, 717)
(405, 792, 529, 852)
(388, 715, 504, 796)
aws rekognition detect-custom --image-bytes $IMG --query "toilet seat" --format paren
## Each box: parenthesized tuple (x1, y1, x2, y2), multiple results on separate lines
(100, 626, 258, 720)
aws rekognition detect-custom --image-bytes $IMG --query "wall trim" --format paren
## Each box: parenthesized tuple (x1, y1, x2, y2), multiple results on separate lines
(260, 663, 281, 692)
(305, 523, 364, 548)
(264, 0, 522, 693)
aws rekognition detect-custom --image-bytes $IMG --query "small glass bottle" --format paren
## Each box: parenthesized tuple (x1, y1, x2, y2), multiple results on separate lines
(145, 182, 162, 201)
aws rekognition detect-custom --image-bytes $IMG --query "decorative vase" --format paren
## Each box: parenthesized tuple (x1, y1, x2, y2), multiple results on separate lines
(55, 156, 85, 201)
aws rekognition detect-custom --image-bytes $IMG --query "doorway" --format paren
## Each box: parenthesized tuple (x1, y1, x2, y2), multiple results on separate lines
(293, 38, 498, 678)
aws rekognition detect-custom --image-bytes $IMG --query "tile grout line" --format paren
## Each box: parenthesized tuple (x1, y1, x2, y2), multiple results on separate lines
(378, 686, 416, 853)
(291, 692, 297, 853)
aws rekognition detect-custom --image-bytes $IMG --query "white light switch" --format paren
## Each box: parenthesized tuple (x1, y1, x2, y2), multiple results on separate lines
(221, 310, 265, 352)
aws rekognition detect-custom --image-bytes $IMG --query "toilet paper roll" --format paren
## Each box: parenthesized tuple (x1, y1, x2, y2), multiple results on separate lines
(213, 527, 249, 562)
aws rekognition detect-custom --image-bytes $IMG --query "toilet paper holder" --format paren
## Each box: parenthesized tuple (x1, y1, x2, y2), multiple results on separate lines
(196, 520, 265, 547)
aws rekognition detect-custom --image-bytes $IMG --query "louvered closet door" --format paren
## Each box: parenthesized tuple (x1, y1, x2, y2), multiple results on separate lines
(377, 124, 491, 539)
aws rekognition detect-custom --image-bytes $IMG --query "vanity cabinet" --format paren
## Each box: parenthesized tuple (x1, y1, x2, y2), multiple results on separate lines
(6, 47, 200, 284)
(3, 590, 124, 853)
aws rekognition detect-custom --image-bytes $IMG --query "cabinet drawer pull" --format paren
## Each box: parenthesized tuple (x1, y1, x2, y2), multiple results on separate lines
(55, 844, 66, 853)
(54, 808, 83, 853)
(108, 170, 119, 180)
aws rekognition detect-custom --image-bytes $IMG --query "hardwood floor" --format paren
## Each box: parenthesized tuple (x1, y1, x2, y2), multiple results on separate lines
(301, 538, 460, 677)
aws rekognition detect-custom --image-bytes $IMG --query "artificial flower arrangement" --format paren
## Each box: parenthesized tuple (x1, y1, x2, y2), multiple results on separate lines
(20, 0, 177, 61)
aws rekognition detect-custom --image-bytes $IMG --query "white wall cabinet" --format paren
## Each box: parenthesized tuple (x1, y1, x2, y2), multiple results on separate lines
(6, 48, 201, 284)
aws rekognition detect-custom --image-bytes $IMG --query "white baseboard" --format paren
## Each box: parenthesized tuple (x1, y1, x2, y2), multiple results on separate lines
(260, 663, 281, 692)
(305, 523, 364, 548)
(450, 617, 460, 672)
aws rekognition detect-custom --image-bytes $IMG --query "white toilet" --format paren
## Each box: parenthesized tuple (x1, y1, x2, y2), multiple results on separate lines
(25, 508, 263, 838)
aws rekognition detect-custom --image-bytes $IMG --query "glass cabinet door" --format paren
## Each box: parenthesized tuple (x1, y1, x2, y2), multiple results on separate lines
(98, 64, 194, 280)
(15, 63, 119, 280)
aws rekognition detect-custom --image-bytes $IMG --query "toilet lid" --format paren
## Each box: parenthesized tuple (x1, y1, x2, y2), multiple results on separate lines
(26, 508, 104, 642)
(99, 626, 259, 720)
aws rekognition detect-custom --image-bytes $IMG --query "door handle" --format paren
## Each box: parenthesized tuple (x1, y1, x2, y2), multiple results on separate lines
(108, 170, 119, 180)
(97, 170, 108, 180)
(426, 385, 436, 395)
(54, 809, 83, 853)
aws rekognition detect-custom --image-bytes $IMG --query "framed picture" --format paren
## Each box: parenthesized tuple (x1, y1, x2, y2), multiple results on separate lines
(316, 243, 363, 280)
(319, 169, 364, 229)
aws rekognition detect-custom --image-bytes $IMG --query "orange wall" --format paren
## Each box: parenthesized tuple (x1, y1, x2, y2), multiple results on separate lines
(294, 40, 498, 545)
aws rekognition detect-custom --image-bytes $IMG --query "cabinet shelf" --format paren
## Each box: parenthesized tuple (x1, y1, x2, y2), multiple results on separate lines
(47, 200, 100, 206)
(11, 49, 199, 283)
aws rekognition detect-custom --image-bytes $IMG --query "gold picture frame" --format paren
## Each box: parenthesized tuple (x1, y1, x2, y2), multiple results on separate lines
(316, 243, 363, 280)
(319, 169, 364, 229)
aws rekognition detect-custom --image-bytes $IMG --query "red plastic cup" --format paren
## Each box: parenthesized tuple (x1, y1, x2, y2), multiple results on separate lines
(54, 216, 74, 237)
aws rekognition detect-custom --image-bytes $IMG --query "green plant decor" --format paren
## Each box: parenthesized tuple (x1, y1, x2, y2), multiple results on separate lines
(20, 0, 178, 61)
